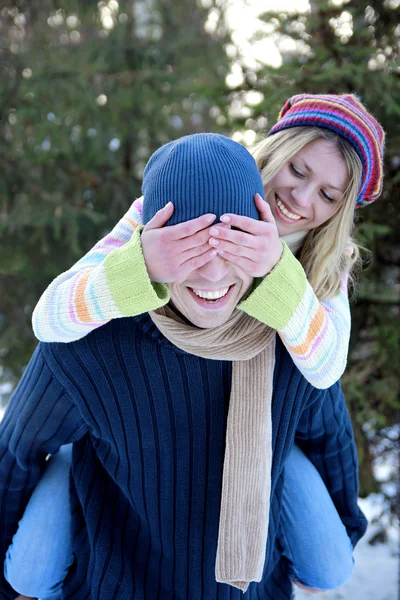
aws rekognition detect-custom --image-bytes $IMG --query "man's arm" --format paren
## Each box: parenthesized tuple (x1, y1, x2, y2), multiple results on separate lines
(0, 345, 88, 598)
(295, 382, 367, 548)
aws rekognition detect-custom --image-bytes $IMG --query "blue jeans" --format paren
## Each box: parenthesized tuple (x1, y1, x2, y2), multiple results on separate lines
(4, 444, 354, 599)
(4, 445, 73, 600)
(281, 444, 354, 590)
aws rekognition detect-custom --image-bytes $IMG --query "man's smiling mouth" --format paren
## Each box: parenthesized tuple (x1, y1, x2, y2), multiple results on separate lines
(192, 287, 230, 300)
(187, 285, 235, 305)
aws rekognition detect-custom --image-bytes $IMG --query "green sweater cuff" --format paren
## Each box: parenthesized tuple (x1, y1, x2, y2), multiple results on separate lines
(238, 241, 307, 329)
(104, 227, 170, 316)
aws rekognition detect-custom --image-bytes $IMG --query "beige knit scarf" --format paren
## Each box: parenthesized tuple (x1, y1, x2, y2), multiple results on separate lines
(150, 305, 276, 592)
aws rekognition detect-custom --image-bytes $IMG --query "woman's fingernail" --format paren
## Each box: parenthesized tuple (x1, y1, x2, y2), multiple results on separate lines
(209, 238, 219, 246)
(206, 214, 216, 223)
(164, 201, 173, 209)
(210, 249, 217, 257)
(220, 215, 230, 223)
(209, 228, 219, 236)
(218, 249, 225, 256)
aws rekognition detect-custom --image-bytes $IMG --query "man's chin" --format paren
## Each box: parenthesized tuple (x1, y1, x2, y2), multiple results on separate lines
(171, 301, 235, 329)
(189, 312, 235, 329)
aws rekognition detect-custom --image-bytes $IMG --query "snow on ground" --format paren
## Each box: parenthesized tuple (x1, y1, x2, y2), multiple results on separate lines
(294, 494, 399, 600)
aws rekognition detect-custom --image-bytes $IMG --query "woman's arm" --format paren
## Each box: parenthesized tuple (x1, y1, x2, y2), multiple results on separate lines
(32, 199, 169, 342)
(32, 197, 216, 343)
(208, 198, 351, 390)
(238, 242, 351, 389)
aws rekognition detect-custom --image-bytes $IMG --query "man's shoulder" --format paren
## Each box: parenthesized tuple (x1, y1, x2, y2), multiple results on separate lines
(40, 316, 148, 361)
(37, 316, 152, 394)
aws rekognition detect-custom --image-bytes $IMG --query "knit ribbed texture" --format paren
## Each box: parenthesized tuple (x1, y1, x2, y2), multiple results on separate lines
(142, 134, 264, 225)
(149, 306, 275, 590)
(104, 226, 169, 314)
(0, 317, 367, 600)
(238, 236, 352, 389)
(268, 93, 385, 207)
(239, 242, 307, 330)
(216, 347, 274, 590)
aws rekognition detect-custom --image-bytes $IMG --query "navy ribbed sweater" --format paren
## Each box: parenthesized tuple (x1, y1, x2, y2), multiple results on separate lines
(0, 315, 367, 599)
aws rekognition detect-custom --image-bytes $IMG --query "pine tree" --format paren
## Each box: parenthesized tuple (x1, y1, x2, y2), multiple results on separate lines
(0, 0, 230, 388)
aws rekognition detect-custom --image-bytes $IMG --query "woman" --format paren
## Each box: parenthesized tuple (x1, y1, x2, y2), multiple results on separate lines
(32, 95, 384, 389)
(6, 94, 384, 600)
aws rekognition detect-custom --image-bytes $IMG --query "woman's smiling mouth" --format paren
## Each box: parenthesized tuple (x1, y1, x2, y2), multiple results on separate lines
(275, 195, 304, 221)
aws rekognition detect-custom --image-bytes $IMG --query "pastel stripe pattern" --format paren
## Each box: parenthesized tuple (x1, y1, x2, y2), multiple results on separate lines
(279, 276, 351, 388)
(239, 243, 351, 389)
(268, 93, 385, 207)
(32, 197, 351, 389)
(32, 200, 144, 342)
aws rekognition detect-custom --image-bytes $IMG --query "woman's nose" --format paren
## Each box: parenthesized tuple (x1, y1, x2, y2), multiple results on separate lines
(196, 254, 229, 282)
(291, 183, 313, 208)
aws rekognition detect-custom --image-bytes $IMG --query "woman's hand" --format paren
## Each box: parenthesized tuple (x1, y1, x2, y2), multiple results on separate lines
(141, 202, 218, 283)
(208, 193, 283, 277)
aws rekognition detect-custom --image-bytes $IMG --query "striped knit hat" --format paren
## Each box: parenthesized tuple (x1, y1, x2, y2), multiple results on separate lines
(268, 94, 385, 208)
(142, 133, 264, 225)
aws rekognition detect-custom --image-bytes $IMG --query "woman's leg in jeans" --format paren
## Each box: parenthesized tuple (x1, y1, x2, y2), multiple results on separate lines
(281, 444, 355, 592)
(4, 444, 74, 600)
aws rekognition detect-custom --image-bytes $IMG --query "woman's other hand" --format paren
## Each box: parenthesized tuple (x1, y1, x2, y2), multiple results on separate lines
(141, 202, 217, 283)
(208, 193, 283, 277)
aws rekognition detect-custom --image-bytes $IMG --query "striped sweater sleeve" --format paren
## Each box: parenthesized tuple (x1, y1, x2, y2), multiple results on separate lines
(238, 242, 351, 389)
(32, 198, 169, 342)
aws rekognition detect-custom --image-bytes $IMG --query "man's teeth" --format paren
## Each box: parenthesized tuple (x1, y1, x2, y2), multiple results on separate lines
(192, 287, 229, 300)
(276, 199, 302, 221)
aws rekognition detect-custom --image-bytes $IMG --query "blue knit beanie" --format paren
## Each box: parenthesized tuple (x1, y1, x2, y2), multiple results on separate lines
(142, 133, 264, 226)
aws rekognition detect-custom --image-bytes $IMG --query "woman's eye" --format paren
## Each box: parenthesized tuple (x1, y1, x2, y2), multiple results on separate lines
(321, 190, 336, 204)
(289, 163, 304, 178)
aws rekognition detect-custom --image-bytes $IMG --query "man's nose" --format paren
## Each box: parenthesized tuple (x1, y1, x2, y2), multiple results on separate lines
(196, 254, 229, 282)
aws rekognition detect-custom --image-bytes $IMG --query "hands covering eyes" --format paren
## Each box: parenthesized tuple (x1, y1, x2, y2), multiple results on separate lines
(141, 203, 218, 283)
(208, 193, 283, 277)
(141, 193, 283, 283)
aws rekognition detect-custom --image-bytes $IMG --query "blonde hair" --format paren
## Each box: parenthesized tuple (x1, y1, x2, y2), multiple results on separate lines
(252, 127, 364, 301)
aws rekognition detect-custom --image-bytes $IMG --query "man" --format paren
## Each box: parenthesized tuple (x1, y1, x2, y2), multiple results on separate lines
(0, 134, 366, 600)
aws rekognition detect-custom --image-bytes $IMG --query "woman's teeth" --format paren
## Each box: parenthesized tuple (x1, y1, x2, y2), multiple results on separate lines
(276, 199, 302, 221)
(192, 287, 229, 300)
